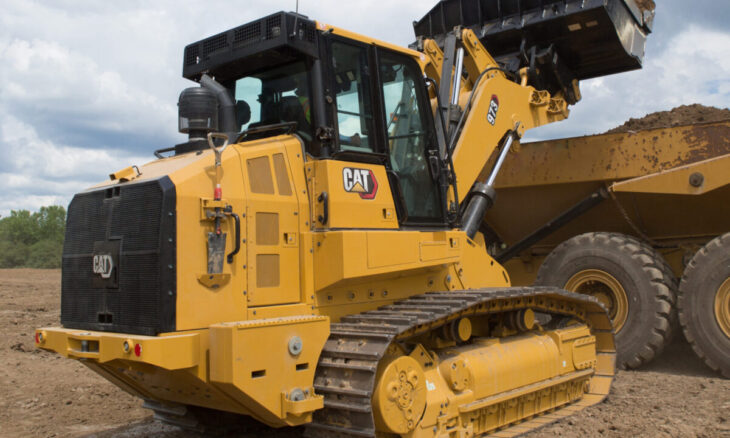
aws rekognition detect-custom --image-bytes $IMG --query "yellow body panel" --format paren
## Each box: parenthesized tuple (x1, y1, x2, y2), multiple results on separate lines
(237, 137, 309, 307)
(209, 316, 330, 426)
(36, 327, 200, 370)
(307, 160, 398, 230)
(167, 147, 248, 330)
(36, 326, 262, 417)
(611, 153, 730, 195)
(405, 325, 597, 437)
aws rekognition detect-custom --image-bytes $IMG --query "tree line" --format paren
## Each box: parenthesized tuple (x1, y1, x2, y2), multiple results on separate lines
(0, 206, 66, 269)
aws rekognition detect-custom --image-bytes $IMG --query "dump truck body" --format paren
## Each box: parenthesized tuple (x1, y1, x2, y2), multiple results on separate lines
(492, 120, 730, 278)
(489, 120, 730, 375)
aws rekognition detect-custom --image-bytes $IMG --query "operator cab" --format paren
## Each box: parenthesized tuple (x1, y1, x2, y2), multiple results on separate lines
(181, 11, 446, 226)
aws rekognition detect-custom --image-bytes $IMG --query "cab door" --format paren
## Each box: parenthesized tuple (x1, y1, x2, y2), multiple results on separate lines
(318, 37, 446, 228)
(376, 49, 446, 226)
(310, 37, 400, 230)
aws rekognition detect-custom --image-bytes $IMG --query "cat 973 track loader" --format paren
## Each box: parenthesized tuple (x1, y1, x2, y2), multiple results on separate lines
(36, 1, 654, 436)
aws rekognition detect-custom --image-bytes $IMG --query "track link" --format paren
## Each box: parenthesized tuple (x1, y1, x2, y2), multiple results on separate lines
(305, 286, 615, 437)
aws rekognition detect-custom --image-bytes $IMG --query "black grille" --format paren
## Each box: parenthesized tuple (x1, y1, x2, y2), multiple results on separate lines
(184, 44, 199, 67)
(61, 177, 176, 335)
(182, 12, 320, 81)
(233, 21, 261, 48)
(303, 22, 316, 43)
(202, 33, 228, 59)
(265, 15, 282, 40)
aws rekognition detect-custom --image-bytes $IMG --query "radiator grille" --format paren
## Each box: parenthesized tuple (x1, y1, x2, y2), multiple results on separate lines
(61, 177, 176, 335)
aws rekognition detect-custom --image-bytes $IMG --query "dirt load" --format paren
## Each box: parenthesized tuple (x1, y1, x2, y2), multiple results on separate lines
(605, 104, 730, 134)
(1, 269, 728, 438)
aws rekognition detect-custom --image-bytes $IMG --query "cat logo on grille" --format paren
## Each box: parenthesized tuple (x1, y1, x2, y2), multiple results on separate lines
(343, 167, 378, 199)
(93, 254, 114, 279)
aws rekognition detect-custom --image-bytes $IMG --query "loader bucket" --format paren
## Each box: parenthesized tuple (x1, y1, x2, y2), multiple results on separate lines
(414, 0, 654, 80)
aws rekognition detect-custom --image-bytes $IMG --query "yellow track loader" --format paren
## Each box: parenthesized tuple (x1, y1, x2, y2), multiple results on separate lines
(36, 1, 655, 435)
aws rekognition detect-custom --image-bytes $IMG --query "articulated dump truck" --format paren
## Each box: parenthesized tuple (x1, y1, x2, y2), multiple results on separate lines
(36, 1, 655, 436)
(487, 117, 730, 378)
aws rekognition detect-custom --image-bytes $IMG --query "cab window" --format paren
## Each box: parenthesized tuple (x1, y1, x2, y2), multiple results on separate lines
(232, 61, 313, 146)
(331, 41, 375, 152)
(379, 50, 443, 223)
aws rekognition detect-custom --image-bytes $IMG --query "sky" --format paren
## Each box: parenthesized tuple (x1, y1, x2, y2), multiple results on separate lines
(1, 0, 729, 216)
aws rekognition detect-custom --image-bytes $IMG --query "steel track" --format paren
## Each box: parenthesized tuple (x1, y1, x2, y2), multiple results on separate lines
(304, 286, 615, 438)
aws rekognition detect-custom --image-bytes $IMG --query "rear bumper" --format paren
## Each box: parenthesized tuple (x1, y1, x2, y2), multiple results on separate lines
(35, 316, 330, 427)
(35, 327, 200, 371)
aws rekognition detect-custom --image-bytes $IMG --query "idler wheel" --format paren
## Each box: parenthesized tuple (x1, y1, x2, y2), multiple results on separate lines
(372, 355, 427, 434)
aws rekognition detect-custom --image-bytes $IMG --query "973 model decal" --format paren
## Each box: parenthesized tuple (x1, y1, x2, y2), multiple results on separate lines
(487, 94, 499, 125)
(343, 167, 378, 199)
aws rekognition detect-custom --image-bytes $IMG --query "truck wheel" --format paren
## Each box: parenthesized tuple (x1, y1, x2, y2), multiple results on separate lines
(636, 239, 679, 343)
(535, 232, 674, 369)
(678, 232, 730, 378)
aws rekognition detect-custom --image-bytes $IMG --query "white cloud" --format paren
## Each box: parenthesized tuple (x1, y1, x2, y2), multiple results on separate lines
(0, 111, 148, 216)
(0, 37, 176, 144)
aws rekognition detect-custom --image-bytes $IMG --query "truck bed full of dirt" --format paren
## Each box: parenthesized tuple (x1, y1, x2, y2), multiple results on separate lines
(1, 269, 728, 438)
(605, 104, 730, 134)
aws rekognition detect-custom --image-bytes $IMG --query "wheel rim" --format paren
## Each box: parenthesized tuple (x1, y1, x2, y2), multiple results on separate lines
(565, 269, 629, 332)
(715, 278, 730, 339)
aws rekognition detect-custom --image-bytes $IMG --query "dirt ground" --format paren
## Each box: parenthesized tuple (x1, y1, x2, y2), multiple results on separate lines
(1, 269, 728, 438)
(605, 104, 730, 134)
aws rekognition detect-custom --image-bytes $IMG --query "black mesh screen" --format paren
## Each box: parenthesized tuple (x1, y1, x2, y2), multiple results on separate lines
(202, 33, 228, 58)
(265, 15, 282, 40)
(61, 177, 176, 335)
(182, 12, 320, 81)
(184, 44, 199, 67)
(233, 22, 261, 48)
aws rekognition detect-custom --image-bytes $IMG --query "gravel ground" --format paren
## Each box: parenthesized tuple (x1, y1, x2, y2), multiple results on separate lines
(1, 269, 728, 438)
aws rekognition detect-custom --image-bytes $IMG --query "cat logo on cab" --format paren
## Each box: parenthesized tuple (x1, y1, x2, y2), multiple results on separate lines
(343, 167, 378, 199)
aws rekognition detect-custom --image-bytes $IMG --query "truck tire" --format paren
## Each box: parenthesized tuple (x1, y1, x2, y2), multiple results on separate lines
(636, 239, 679, 343)
(678, 232, 730, 378)
(535, 232, 675, 369)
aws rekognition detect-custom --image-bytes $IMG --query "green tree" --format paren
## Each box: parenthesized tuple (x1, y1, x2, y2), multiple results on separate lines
(0, 205, 66, 268)
(0, 210, 40, 245)
(27, 239, 63, 268)
(35, 206, 66, 243)
(0, 241, 29, 268)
